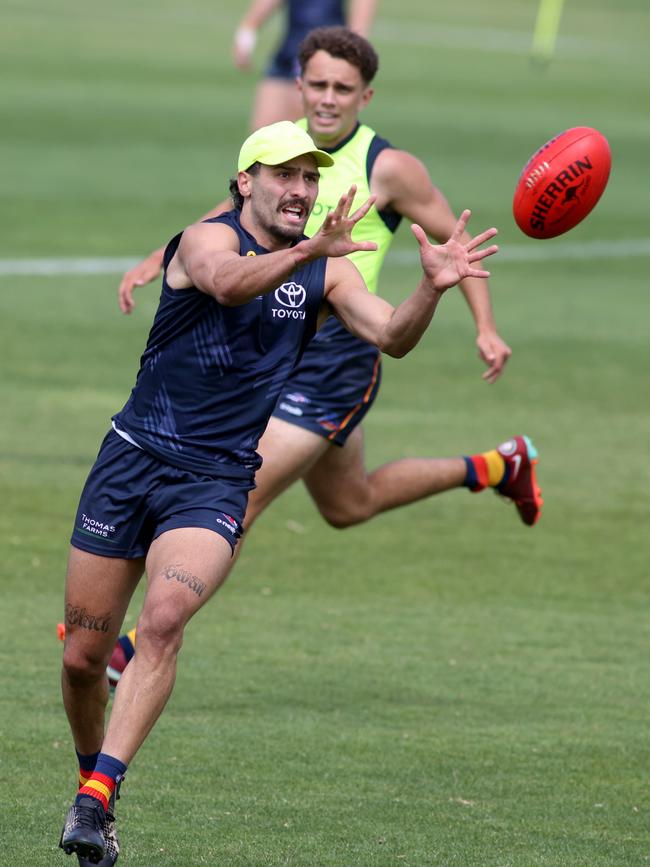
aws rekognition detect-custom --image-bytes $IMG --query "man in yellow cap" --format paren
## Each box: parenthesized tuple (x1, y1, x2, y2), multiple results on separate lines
(59, 120, 498, 863)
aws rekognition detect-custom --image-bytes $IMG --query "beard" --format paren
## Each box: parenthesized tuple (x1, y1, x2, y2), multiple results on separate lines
(251, 192, 310, 245)
(265, 221, 304, 243)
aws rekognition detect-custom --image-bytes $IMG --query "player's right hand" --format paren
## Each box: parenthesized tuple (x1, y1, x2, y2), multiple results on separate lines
(118, 249, 164, 314)
(309, 186, 378, 260)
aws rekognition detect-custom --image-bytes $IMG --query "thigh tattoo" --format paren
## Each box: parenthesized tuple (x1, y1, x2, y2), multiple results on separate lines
(161, 564, 206, 598)
(65, 604, 112, 633)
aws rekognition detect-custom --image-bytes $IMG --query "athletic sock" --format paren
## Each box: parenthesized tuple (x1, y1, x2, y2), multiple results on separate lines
(463, 449, 507, 492)
(76, 749, 100, 790)
(76, 753, 127, 811)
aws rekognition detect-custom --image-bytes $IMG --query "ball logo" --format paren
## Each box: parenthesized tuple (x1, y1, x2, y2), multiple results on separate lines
(272, 282, 307, 320)
(274, 282, 306, 308)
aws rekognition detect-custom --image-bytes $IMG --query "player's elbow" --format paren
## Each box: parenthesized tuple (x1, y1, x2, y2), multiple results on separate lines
(214, 289, 239, 306)
(373, 323, 416, 359)
(209, 282, 244, 307)
(199, 263, 246, 306)
(377, 337, 410, 359)
(385, 344, 410, 359)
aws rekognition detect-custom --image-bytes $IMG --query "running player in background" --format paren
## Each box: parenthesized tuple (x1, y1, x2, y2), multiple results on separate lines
(233, 0, 378, 128)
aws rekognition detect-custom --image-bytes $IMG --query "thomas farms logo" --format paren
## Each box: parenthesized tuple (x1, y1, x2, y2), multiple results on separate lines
(273, 282, 306, 319)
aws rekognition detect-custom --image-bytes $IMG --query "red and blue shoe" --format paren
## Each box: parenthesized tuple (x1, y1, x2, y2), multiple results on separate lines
(495, 435, 543, 526)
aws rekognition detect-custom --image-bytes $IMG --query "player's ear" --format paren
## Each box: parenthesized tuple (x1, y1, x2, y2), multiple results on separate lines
(238, 170, 253, 199)
(360, 86, 374, 110)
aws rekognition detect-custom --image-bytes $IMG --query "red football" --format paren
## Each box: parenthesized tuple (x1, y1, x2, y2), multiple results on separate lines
(513, 127, 611, 239)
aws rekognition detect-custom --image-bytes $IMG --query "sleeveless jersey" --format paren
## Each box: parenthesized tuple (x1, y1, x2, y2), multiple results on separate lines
(297, 120, 402, 350)
(113, 210, 326, 477)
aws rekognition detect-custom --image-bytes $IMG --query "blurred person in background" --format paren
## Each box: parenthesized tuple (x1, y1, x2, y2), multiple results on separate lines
(233, 0, 378, 128)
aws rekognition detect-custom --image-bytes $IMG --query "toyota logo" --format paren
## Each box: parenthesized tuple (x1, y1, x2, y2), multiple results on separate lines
(274, 282, 306, 308)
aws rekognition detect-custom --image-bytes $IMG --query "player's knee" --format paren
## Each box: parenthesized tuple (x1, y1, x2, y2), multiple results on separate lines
(317, 498, 373, 529)
(62, 642, 109, 686)
(136, 606, 185, 662)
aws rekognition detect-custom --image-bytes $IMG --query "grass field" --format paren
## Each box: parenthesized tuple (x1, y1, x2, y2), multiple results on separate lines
(1, 0, 650, 864)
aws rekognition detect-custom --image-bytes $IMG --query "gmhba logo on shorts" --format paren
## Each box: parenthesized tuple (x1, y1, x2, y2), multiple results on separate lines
(273, 282, 306, 319)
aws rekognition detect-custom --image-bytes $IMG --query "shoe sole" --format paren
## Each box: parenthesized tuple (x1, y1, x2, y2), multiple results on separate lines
(497, 435, 543, 526)
(60, 840, 104, 864)
(517, 436, 543, 526)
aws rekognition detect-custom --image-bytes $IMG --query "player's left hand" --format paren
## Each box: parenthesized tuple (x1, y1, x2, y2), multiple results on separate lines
(118, 249, 165, 314)
(476, 330, 512, 383)
(412, 210, 498, 293)
(233, 27, 257, 70)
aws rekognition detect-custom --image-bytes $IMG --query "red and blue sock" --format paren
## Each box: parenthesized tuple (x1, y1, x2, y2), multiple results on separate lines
(76, 753, 127, 812)
(76, 749, 100, 790)
(463, 449, 507, 492)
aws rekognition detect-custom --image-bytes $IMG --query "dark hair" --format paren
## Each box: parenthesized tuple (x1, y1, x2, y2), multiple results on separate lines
(229, 162, 260, 210)
(298, 26, 379, 84)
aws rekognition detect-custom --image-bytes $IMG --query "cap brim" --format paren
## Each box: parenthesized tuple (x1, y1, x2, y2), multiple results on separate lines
(240, 146, 334, 172)
(311, 148, 334, 168)
(262, 146, 334, 169)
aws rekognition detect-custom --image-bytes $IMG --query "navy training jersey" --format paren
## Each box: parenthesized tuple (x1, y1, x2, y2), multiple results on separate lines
(113, 210, 326, 477)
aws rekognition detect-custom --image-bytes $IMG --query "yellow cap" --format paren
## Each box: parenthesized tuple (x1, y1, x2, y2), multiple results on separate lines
(237, 121, 334, 172)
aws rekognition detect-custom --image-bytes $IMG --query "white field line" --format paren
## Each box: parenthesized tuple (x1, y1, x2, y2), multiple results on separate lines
(0, 257, 138, 277)
(373, 19, 627, 60)
(1, 239, 649, 277)
(390, 238, 650, 266)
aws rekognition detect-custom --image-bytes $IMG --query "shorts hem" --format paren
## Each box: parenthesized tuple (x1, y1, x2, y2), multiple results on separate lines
(271, 409, 349, 446)
(70, 537, 147, 560)
(152, 520, 240, 554)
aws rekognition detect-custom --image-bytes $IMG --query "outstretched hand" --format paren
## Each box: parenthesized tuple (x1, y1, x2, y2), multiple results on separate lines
(307, 185, 378, 260)
(412, 210, 498, 293)
(118, 250, 164, 314)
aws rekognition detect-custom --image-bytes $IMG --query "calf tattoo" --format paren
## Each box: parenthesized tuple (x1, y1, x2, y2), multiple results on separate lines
(65, 604, 112, 633)
(162, 564, 205, 597)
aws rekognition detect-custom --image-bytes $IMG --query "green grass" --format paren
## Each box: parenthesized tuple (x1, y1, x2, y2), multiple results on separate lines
(2, 0, 650, 864)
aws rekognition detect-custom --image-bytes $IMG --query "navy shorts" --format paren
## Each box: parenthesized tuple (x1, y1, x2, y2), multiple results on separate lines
(266, 47, 300, 80)
(70, 431, 254, 559)
(272, 329, 382, 447)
